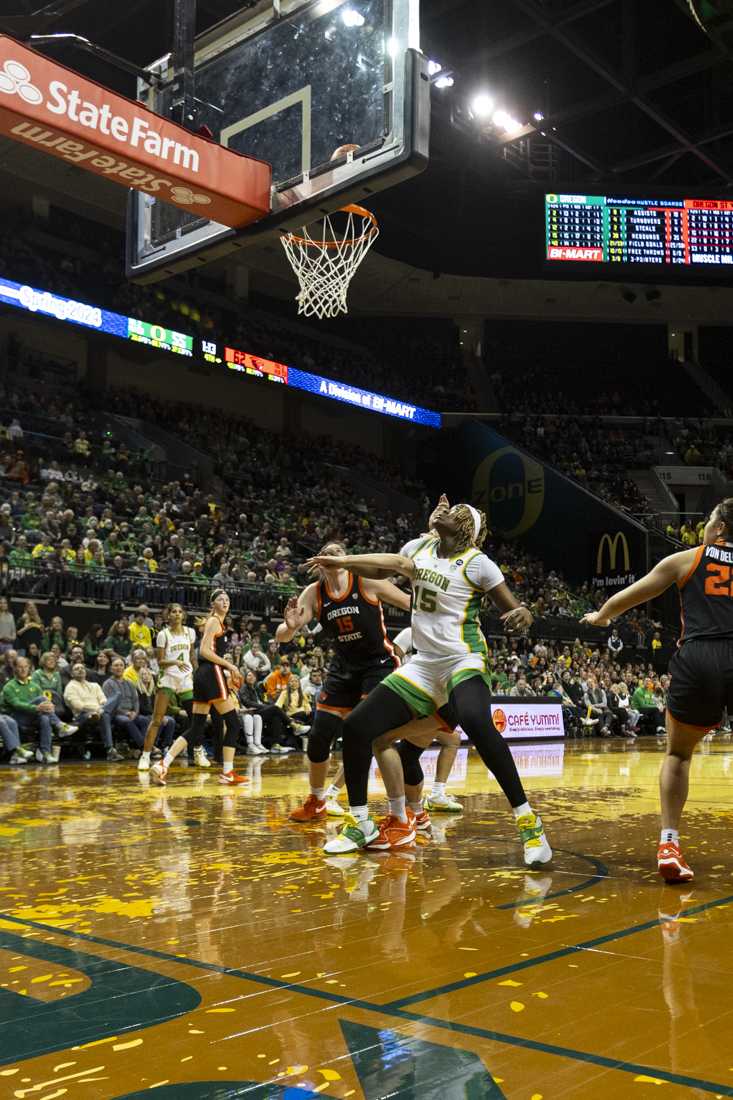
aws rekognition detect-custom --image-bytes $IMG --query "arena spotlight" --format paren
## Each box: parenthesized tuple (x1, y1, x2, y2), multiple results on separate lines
(427, 59, 442, 75)
(341, 7, 365, 27)
(434, 73, 455, 89)
(533, 111, 544, 121)
(470, 93, 494, 119)
(492, 109, 523, 135)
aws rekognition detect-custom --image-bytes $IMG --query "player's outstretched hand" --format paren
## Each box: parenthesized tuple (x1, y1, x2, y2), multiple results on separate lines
(283, 596, 300, 631)
(501, 606, 533, 633)
(580, 611, 611, 627)
(429, 493, 450, 529)
(305, 555, 345, 574)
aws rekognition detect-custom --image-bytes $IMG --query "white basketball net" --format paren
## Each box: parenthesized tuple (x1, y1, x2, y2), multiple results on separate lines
(280, 204, 379, 319)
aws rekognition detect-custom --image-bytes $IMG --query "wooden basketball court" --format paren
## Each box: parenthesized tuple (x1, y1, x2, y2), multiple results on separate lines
(1, 740, 732, 1099)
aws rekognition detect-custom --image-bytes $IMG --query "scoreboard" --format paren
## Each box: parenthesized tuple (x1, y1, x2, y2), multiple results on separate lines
(545, 194, 733, 267)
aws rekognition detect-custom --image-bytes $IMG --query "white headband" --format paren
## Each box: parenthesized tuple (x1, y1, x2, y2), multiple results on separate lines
(466, 505, 482, 542)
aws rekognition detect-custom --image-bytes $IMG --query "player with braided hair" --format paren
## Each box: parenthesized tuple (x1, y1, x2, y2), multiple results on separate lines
(306, 495, 552, 865)
(583, 498, 733, 884)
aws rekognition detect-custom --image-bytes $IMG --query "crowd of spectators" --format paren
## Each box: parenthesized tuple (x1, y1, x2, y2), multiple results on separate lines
(498, 415, 653, 517)
(485, 633, 684, 739)
(0, 585, 689, 768)
(0, 207, 471, 411)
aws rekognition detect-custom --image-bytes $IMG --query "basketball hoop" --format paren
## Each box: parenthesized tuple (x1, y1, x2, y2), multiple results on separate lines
(280, 204, 379, 319)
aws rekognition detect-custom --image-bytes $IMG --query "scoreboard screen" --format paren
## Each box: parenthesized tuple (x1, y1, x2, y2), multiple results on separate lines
(545, 194, 733, 267)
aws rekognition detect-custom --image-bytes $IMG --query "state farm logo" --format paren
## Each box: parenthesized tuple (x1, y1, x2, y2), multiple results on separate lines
(0, 60, 42, 105)
(493, 708, 507, 733)
(170, 186, 211, 207)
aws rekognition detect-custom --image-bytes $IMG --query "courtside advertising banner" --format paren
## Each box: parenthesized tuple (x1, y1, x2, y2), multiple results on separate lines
(0, 37, 271, 228)
(490, 699, 564, 739)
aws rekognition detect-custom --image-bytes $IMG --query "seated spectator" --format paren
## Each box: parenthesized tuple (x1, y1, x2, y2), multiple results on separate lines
(0, 647, 17, 686)
(82, 623, 105, 667)
(42, 615, 65, 654)
(2, 655, 76, 763)
(583, 674, 613, 736)
(87, 649, 112, 686)
(64, 662, 122, 761)
(263, 656, 291, 701)
(0, 711, 33, 764)
(25, 642, 41, 670)
(276, 674, 311, 737)
(0, 596, 16, 652)
(237, 669, 297, 753)
(129, 608, 153, 649)
(31, 651, 66, 719)
(631, 678, 665, 735)
(104, 619, 132, 658)
(103, 656, 150, 752)
(607, 629, 623, 657)
(510, 676, 535, 698)
(243, 641, 271, 679)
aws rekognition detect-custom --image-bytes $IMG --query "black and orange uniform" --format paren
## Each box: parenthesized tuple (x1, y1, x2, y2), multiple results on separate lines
(193, 617, 229, 704)
(315, 573, 398, 715)
(668, 541, 733, 728)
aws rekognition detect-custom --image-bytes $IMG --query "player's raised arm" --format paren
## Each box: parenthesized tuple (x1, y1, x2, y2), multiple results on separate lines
(581, 549, 694, 627)
(276, 585, 318, 643)
(366, 578, 412, 612)
(305, 552, 416, 581)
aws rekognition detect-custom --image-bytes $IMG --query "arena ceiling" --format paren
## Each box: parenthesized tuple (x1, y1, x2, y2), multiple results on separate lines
(1, 0, 732, 280)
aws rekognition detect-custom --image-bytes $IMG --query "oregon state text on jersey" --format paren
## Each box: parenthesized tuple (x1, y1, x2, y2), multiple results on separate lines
(315, 573, 395, 668)
(679, 542, 733, 643)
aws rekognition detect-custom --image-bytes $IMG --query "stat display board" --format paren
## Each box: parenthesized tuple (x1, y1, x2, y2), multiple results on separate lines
(545, 194, 733, 267)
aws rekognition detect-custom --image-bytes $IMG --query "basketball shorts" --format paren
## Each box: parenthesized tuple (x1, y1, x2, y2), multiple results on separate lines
(193, 661, 229, 705)
(667, 639, 733, 730)
(382, 652, 490, 718)
(317, 657, 396, 716)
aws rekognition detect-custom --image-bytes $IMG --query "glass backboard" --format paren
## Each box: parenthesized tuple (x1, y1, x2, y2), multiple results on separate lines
(126, 0, 428, 281)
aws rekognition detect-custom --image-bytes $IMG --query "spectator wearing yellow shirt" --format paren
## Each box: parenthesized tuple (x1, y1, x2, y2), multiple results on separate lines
(142, 547, 158, 572)
(32, 540, 55, 559)
(129, 612, 153, 649)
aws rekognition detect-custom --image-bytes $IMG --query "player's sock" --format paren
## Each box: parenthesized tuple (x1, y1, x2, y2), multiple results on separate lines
(432, 781, 446, 799)
(311, 787, 327, 800)
(326, 784, 341, 799)
(408, 799, 423, 815)
(661, 827, 680, 845)
(350, 805, 369, 823)
(512, 801, 532, 819)
(162, 750, 175, 769)
(222, 760, 233, 775)
(388, 796, 407, 823)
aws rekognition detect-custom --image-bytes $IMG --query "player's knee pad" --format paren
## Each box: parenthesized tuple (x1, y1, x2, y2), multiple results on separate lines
(223, 709, 240, 748)
(398, 738, 424, 786)
(307, 710, 341, 763)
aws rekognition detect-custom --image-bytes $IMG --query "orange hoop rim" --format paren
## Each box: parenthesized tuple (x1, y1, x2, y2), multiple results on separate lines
(282, 204, 379, 250)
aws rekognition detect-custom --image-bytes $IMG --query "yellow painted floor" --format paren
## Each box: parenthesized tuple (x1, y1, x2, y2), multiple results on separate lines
(1, 738, 733, 1099)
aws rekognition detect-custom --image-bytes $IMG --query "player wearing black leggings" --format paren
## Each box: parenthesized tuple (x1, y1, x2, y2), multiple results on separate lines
(306, 495, 552, 867)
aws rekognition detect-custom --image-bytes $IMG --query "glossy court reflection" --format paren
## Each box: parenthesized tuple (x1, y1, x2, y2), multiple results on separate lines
(1, 739, 733, 1098)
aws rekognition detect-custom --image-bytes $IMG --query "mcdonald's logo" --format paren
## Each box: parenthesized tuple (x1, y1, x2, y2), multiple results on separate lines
(596, 532, 630, 575)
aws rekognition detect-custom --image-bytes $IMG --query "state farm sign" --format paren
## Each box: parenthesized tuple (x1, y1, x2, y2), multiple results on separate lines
(0, 39, 271, 229)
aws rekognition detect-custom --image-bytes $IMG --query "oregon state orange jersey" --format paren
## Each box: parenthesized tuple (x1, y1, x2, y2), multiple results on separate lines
(679, 542, 733, 644)
(315, 573, 396, 669)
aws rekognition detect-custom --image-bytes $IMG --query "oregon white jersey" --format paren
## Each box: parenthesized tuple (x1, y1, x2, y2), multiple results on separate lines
(157, 626, 195, 691)
(403, 536, 503, 659)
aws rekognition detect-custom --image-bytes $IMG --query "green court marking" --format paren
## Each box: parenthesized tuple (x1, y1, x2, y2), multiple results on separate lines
(2, 896, 733, 1096)
(0, 928, 200, 1065)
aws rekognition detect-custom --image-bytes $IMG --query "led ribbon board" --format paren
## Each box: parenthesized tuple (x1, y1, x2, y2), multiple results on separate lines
(546, 193, 733, 266)
(0, 277, 441, 428)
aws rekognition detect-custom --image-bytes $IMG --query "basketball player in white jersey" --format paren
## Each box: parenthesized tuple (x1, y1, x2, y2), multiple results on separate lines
(306, 495, 552, 866)
(138, 604, 203, 772)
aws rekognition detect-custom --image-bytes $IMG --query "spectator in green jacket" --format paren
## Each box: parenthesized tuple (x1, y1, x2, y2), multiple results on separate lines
(31, 652, 66, 717)
(2, 656, 76, 762)
(103, 619, 132, 658)
(631, 678, 665, 736)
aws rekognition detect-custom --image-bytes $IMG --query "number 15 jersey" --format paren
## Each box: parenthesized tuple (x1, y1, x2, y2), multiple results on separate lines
(402, 535, 504, 658)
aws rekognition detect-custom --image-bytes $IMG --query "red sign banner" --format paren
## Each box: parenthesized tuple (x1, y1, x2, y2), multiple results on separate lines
(0, 36, 272, 229)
